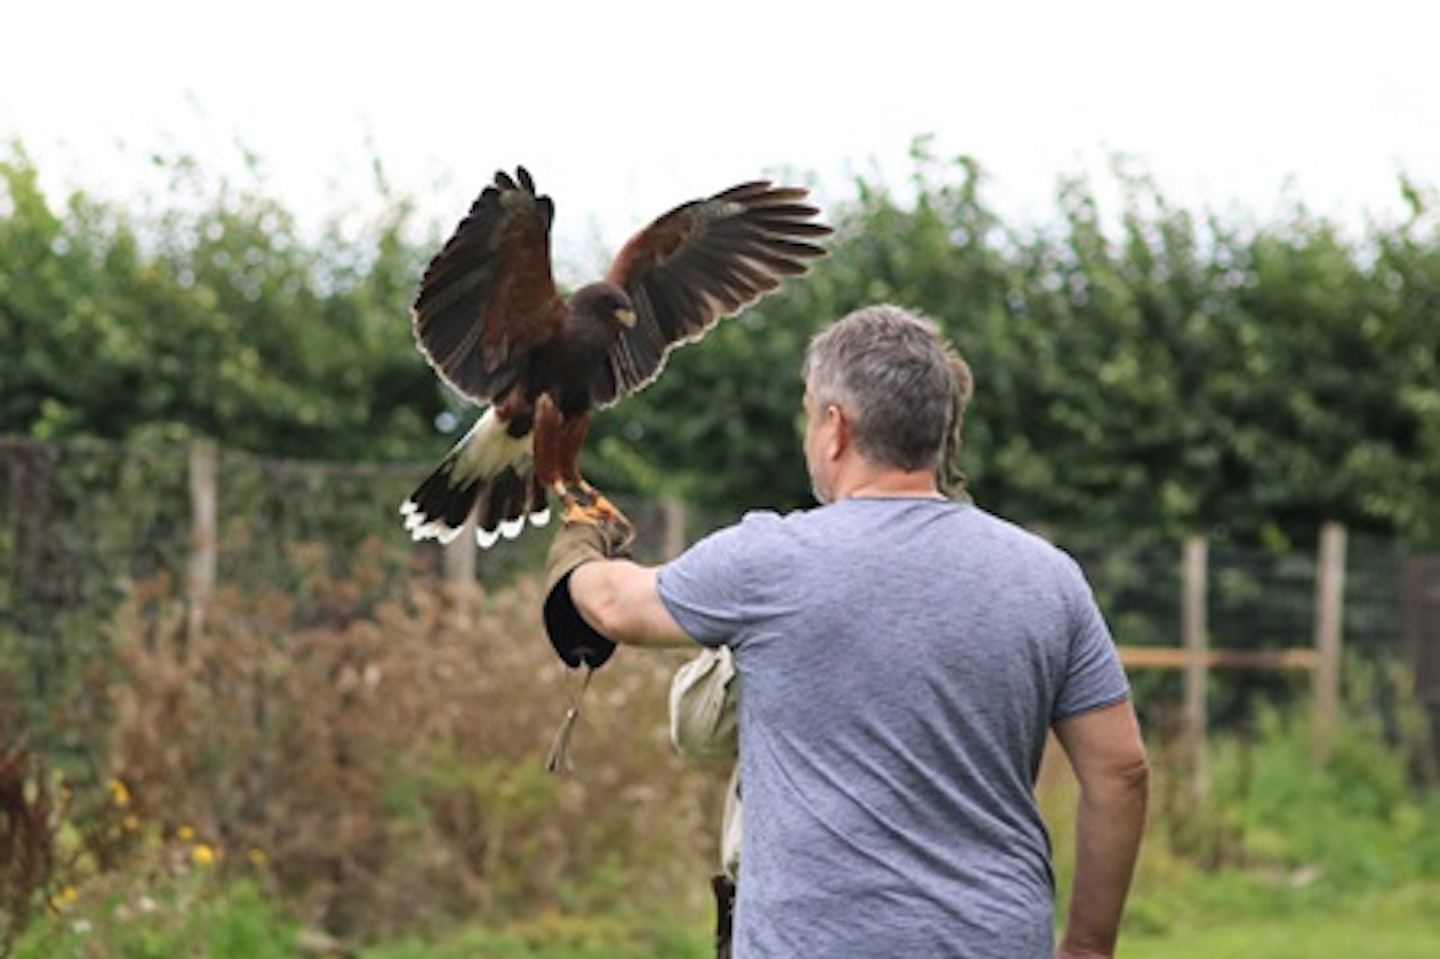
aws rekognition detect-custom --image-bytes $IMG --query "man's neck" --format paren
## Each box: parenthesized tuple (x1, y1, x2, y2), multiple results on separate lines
(836, 468, 943, 501)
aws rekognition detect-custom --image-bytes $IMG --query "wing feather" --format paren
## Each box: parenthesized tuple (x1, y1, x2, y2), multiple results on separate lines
(596, 180, 832, 403)
(411, 167, 565, 405)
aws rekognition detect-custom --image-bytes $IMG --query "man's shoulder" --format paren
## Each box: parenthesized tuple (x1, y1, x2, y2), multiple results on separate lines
(664, 508, 803, 580)
(959, 507, 1091, 583)
(726, 506, 825, 544)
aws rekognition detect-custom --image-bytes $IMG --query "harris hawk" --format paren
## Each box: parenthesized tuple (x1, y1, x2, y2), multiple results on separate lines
(401, 167, 832, 548)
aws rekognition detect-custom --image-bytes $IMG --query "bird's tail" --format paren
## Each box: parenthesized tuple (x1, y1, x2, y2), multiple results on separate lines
(400, 408, 551, 548)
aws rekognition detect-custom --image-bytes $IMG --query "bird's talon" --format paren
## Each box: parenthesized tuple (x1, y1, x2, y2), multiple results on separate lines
(558, 484, 635, 550)
(608, 511, 637, 551)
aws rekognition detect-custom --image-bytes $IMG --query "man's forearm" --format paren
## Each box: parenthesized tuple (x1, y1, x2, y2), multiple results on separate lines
(1058, 765, 1148, 957)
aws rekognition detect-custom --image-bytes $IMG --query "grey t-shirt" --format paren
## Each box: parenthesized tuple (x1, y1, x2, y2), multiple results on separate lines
(657, 498, 1130, 959)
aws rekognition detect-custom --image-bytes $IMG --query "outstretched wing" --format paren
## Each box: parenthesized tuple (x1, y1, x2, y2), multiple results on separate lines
(595, 180, 831, 405)
(412, 167, 566, 405)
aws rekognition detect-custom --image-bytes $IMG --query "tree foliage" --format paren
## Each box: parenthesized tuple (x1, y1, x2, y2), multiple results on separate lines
(603, 142, 1440, 549)
(4, 137, 1438, 548)
(0, 143, 438, 460)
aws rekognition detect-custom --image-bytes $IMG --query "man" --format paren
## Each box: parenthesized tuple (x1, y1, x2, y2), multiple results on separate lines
(666, 354, 973, 959)
(545, 304, 1149, 958)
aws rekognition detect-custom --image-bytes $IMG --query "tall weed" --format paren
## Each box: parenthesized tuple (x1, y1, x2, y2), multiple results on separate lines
(44, 541, 724, 948)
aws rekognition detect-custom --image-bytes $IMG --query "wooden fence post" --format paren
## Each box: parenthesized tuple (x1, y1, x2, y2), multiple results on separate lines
(443, 523, 476, 583)
(660, 498, 688, 561)
(187, 439, 218, 643)
(1182, 535, 1209, 805)
(444, 521, 477, 624)
(1401, 554, 1440, 779)
(1312, 522, 1347, 761)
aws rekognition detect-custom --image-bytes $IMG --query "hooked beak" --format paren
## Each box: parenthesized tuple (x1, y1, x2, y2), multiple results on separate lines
(616, 307, 637, 328)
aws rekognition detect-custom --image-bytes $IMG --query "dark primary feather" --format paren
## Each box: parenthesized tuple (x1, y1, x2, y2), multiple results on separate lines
(411, 168, 562, 405)
(595, 180, 832, 405)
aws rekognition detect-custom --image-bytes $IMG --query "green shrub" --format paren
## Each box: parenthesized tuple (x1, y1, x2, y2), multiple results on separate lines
(1208, 702, 1440, 896)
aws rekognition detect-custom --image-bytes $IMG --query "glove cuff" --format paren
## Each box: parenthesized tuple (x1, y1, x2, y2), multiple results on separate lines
(542, 569, 618, 669)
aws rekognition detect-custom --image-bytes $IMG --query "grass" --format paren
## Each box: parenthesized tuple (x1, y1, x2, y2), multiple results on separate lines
(15, 884, 1439, 958)
(359, 912, 710, 959)
(1128, 919, 1440, 959)
(1123, 883, 1440, 958)
(359, 889, 1440, 959)
(1042, 693, 1440, 959)
(9, 879, 297, 959)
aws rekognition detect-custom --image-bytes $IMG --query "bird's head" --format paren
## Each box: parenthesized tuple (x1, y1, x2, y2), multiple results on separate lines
(571, 282, 636, 333)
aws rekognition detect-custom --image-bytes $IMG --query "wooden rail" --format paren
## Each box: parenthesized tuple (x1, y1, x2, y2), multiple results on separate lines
(1115, 523, 1348, 803)
(1118, 646, 1319, 670)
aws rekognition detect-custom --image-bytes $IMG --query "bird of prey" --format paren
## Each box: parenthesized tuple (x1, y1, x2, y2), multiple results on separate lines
(400, 167, 831, 548)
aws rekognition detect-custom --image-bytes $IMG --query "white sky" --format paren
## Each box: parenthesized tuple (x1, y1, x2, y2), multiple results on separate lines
(3, 0, 1437, 275)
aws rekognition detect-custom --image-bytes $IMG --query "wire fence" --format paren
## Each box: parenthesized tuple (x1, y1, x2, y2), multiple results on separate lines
(2, 435, 1434, 761)
(1071, 532, 1412, 729)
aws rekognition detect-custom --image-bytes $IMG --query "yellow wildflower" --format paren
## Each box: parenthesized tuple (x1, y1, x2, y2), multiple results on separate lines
(48, 886, 79, 912)
(191, 843, 216, 867)
(176, 825, 195, 842)
(107, 779, 130, 808)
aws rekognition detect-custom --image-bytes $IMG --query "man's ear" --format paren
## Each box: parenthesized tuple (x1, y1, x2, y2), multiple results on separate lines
(824, 403, 849, 461)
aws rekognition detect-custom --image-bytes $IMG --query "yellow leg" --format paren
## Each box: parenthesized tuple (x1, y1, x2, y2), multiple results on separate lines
(553, 479, 636, 549)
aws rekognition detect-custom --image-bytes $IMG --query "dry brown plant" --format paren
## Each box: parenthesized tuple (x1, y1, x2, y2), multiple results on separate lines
(83, 542, 727, 942)
(0, 740, 58, 951)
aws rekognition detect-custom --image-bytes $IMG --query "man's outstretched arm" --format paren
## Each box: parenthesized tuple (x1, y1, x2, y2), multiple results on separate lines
(544, 520, 694, 650)
(1052, 698, 1149, 959)
(569, 558, 693, 648)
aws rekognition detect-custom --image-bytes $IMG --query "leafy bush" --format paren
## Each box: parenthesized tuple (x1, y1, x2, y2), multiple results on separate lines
(1110, 676, 1440, 940)
(1209, 703, 1440, 895)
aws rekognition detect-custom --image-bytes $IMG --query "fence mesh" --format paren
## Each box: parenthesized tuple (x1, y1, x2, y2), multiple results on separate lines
(0, 436, 1427, 754)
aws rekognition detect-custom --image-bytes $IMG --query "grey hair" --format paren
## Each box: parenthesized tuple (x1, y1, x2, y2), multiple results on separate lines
(802, 304, 971, 476)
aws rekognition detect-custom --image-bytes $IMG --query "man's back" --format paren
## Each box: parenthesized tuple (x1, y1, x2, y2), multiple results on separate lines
(658, 497, 1130, 958)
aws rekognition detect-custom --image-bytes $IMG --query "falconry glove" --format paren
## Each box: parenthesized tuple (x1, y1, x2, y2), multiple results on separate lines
(542, 518, 632, 670)
(541, 518, 631, 773)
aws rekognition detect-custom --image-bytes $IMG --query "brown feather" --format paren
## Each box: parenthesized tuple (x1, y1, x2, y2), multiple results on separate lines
(597, 179, 833, 404)
(411, 169, 565, 405)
